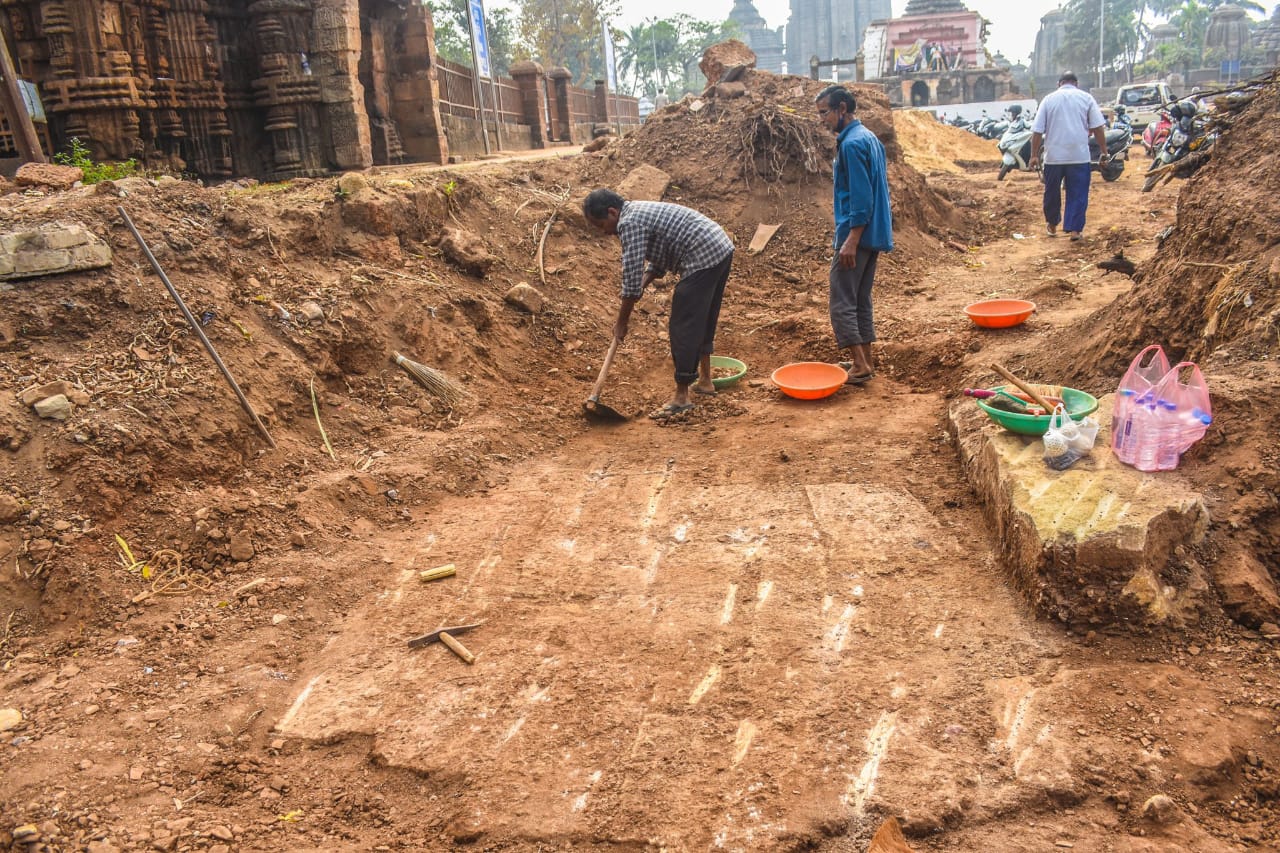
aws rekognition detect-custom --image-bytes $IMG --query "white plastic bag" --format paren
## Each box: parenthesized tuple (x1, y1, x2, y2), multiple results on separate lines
(1043, 405, 1101, 470)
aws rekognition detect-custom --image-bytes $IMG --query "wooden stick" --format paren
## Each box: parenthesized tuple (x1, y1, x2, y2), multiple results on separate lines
(990, 363, 1057, 414)
(439, 631, 476, 665)
(310, 377, 336, 461)
(418, 564, 456, 582)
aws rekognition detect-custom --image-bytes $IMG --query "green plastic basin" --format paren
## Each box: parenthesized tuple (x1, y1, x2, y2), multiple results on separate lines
(710, 355, 747, 389)
(976, 385, 1099, 435)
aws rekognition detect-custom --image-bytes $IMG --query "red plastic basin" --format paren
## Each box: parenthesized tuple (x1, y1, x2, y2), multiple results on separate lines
(771, 362, 848, 400)
(964, 298, 1036, 328)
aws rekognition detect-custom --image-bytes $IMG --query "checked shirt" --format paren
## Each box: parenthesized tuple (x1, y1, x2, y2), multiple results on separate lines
(616, 201, 734, 299)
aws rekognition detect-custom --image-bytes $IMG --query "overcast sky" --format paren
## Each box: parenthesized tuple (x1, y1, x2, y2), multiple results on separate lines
(605, 0, 1067, 65)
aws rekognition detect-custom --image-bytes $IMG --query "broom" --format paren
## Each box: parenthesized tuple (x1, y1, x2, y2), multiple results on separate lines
(392, 351, 471, 406)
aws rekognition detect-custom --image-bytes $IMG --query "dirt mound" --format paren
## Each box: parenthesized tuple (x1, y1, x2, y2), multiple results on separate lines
(894, 110, 1003, 174)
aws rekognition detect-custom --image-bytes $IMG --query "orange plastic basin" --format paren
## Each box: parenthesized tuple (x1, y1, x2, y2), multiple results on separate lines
(964, 298, 1036, 328)
(771, 362, 848, 400)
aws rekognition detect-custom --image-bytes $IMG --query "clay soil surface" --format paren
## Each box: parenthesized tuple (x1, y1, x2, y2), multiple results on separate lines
(2, 76, 1279, 853)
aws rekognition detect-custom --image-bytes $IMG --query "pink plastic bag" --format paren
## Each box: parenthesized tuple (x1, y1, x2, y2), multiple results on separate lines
(1112, 345, 1171, 463)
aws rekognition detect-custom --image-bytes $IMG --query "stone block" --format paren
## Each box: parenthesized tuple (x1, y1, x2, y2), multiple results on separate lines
(41, 225, 94, 250)
(33, 394, 72, 420)
(1213, 548, 1280, 627)
(617, 164, 671, 202)
(19, 380, 72, 407)
(950, 393, 1209, 627)
(14, 162, 83, 190)
(13, 249, 72, 275)
(70, 244, 113, 268)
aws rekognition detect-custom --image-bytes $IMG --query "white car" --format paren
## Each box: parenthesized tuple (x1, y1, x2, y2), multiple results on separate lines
(1114, 82, 1178, 131)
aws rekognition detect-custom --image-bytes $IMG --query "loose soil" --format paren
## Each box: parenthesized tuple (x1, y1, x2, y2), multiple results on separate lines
(1, 71, 1278, 853)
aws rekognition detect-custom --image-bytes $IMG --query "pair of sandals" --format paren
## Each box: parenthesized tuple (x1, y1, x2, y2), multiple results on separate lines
(1046, 224, 1084, 241)
(649, 401, 694, 420)
(838, 362, 874, 385)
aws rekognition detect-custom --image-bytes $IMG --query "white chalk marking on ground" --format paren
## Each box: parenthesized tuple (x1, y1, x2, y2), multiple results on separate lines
(756, 580, 773, 610)
(639, 459, 675, 544)
(1004, 687, 1039, 753)
(934, 623, 945, 639)
(825, 603, 857, 653)
(1029, 480, 1055, 501)
(822, 594, 834, 614)
(732, 720, 757, 767)
(673, 521, 690, 543)
(571, 770, 603, 812)
(559, 538, 576, 555)
(689, 664, 722, 705)
(1080, 492, 1117, 536)
(503, 716, 526, 744)
(276, 674, 322, 732)
(388, 568, 418, 605)
(459, 551, 503, 599)
(1014, 723, 1054, 776)
(720, 583, 738, 625)
(843, 711, 897, 815)
(852, 585, 864, 597)
(644, 550, 663, 585)
(526, 683, 552, 703)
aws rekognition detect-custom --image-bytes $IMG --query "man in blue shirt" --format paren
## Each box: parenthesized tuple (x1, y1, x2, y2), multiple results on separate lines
(816, 85, 893, 384)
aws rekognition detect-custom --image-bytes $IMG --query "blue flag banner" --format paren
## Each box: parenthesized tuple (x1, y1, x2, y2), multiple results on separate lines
(469, 0, 491, 79)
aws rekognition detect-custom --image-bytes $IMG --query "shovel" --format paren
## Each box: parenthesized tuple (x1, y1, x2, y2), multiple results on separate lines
(583, 336, 628, 423)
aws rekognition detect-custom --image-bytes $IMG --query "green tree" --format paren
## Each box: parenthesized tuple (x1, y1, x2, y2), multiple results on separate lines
(517, 0, 621, 86)
(1054, 0, 1143, 82)
(613, 19, 681, 96)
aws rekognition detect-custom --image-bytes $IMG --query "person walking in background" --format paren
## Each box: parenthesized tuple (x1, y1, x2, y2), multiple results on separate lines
(653, 88, 669, 110)
(815, 85, 894, 384)
(582, 189, 734, 421)
(1030, 71, 1110, 241)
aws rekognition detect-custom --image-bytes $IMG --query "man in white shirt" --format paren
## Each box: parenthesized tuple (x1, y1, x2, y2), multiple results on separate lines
(1029, 71, 1110, 241)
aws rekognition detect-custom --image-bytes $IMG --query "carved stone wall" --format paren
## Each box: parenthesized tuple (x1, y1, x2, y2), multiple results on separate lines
(0, 0, 447, 179)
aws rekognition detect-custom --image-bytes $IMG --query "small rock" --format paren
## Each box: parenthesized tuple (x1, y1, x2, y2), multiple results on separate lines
(13, 824, 40, 841)
(142, 709, 167, 723)
(289, 531, 310, 548)
(0, 708, 22, 732)
(207, 825, 234, 842)
(503, 282, 545, 314)
(33, 394, 72, 420)
(0, 494, 23, 522)
(271, 614, 288, 626)
(129, 765, 145, 781)
(79, 758, 94, 770)
(1141, 793, 1181, 824)
(336, 172, 368, 195)
(87, 841, 121, 853)
(228, 531, 254, 562)
(270, 738, 285, 750)
(297, 301, 325, 324)
(84, 704, 100, 716)
(1188, 645, 1201, 656)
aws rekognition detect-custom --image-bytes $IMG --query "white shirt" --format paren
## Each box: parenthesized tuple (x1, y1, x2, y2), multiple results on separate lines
(1032, 84, 1105, 165)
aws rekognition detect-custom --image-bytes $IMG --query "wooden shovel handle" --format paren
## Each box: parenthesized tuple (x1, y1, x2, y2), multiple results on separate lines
(990, 363, 1056, 414)
(439, 631, 476, 665)
(588, 337, 621, 403)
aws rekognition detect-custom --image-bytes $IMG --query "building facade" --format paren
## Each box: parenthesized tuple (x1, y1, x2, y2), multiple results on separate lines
(785, 0, 891, 81)
(728, 0, 784, 74)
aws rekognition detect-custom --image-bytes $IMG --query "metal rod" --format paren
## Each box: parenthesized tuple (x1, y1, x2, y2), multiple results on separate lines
(117, 206, 277, 449)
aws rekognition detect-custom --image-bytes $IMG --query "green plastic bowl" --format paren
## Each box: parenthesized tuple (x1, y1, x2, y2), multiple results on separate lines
(710, 355, 747, 389)
(976, 385, 1099, 435)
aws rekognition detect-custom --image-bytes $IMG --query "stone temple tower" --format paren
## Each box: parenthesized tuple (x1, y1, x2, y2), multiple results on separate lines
(785, 0, 892, 80)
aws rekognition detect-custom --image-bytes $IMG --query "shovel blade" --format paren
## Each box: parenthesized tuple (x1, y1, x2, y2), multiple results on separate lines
(583, 399, 628, 423)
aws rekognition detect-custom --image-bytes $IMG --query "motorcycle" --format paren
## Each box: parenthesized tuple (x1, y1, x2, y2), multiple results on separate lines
(1090, 126, 1130, 182)
(1142, 101, 1216, 192)
(1141, 110, 1172, 159)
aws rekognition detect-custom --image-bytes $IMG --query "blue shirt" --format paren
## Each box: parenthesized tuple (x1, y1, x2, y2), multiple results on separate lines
(833, 119, 894, 253)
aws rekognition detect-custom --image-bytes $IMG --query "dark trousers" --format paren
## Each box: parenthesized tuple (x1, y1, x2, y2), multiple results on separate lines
(1042, 163, 1092, 233)
(669, 252, 732, 386)
(829, 249, 879, 349)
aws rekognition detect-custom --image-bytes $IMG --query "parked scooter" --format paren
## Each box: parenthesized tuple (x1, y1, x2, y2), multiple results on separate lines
(1142, 99, 1216, 192)
(1141, 109, 1173, 159)
(996, 107, 1033, 180)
